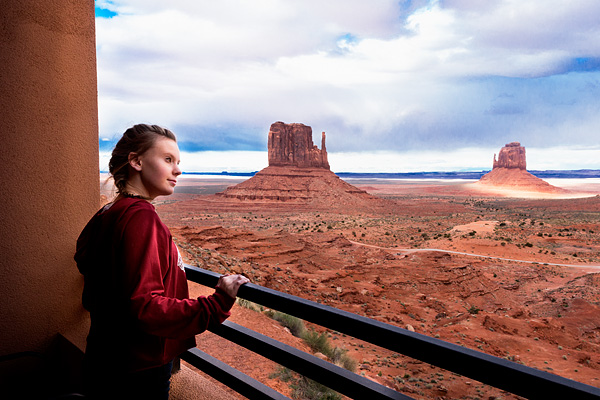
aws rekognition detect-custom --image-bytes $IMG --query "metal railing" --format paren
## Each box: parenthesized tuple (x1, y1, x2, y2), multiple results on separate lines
(183, 264, 600, 400)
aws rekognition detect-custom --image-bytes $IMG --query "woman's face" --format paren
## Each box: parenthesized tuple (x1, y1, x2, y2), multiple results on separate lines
(135, 137, 181, 199)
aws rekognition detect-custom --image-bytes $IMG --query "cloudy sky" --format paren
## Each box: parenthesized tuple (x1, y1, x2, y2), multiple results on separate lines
(95, 0, 600, 173)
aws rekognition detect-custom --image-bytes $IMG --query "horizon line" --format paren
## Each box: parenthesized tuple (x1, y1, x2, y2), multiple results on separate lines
(98, 169, 600, 177)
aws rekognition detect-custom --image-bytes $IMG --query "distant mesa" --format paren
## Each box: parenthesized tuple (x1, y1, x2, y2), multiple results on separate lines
(217, 122, 382, 208)
(477, 142, 568, 194)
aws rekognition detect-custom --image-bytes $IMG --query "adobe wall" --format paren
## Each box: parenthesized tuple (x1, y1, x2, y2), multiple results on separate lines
(0, 0, 98, 363)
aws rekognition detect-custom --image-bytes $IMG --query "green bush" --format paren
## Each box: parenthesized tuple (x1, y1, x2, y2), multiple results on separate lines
(329, 346, 357, 372)
(294, 376, 342, 400)
(237, 298, 264, 313)
(269, 311, 306, 337)
(467, 305, 480, 315)
(269, 366, 294, 382)
(302, 329, 332, 355)
(301, 329, 357, 373)
(271, 367, 342, 400)
(266, 312, 358, 390)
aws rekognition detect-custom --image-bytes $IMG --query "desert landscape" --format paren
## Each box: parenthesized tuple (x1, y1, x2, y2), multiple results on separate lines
(155, 178, 599, 399)
(125, 124, 599, 400)
(101, 124, 600, 399)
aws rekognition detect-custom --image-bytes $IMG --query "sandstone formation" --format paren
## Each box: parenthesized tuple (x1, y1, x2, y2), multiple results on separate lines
(217, 165, 374, 204)
(477, 142, 569, 194)
(493, 142, 526, 170)
(216, 122, 384, 209)
(268, 121, 329, 169)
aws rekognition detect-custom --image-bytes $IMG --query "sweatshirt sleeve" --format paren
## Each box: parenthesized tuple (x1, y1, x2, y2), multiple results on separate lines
(119, 206, 234, 339)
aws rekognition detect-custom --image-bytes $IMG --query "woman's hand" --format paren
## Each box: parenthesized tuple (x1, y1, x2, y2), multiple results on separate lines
(216, 274, 250, 298)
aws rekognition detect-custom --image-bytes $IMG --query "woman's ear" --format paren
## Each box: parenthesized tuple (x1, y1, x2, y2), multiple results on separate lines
(128, 152, 142, 171)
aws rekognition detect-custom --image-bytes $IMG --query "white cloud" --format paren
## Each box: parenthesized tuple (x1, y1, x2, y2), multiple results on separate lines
(100, 146, 600, 173)
(331, 146, 600, 172)
(95, 0, 600, 169)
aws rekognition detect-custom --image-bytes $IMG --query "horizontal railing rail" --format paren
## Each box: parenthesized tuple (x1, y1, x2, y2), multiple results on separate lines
(185, 264, 600, 400)
(210, 321, 407, 399)
(181, 348, 290, 400)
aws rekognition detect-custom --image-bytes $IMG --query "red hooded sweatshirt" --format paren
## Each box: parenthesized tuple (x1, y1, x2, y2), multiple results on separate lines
(75, 197, 234, 373)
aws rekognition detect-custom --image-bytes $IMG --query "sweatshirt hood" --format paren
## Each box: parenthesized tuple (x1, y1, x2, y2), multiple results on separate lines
(74, 198, 151, 275)
(74, 207, 104, 275)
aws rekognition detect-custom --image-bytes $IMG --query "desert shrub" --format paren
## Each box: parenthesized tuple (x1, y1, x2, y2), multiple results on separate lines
(329, 346, 357, 372)
(294, 376, 342, 400)
(302, 329, 332, 356)
(467, 305, 480, 315)
(268, 315, 358, 395)
(236, 298, 264, 312)
(300, 330, 357, 372)
(269, 366, 294, 382)
(271, 367, 342, 400)
(268, 311, 306, 337)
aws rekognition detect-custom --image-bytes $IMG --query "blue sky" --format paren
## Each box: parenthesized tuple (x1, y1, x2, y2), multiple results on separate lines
(95, 0, 600, 173)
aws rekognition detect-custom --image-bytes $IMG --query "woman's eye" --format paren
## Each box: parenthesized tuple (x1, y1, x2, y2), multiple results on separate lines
(166, 157, 172, 162)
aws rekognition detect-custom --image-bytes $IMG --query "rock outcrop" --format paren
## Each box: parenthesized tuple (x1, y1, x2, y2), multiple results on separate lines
(477, 142, 569, 195)
(216, 166, 373, 203)
(493, 142, 526, 170)
(268, 122, 329, 169)
(216, 122, 385, 210)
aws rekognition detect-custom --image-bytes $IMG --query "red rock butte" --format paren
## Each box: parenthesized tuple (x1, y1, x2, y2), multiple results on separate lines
(216, 122, 384, 209)
(478, 142, 568, 193)
(268, 121, 330, 169)
(492, 141, 527, 170)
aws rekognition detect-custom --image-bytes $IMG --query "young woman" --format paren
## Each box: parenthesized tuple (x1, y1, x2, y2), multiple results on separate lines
(75, 124, 249, 399)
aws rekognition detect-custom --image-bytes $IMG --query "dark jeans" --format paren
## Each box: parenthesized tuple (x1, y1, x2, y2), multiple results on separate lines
(83, 360, 173, 400)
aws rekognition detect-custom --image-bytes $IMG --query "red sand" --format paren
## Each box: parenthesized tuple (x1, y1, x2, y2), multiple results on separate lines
(121, 175, 600, 399)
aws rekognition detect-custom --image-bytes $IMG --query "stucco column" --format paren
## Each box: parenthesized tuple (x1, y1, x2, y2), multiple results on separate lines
(0, 0, 98, 363)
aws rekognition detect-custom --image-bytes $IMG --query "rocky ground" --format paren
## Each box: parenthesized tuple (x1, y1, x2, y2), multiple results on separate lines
(151, 177, 600, 400)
